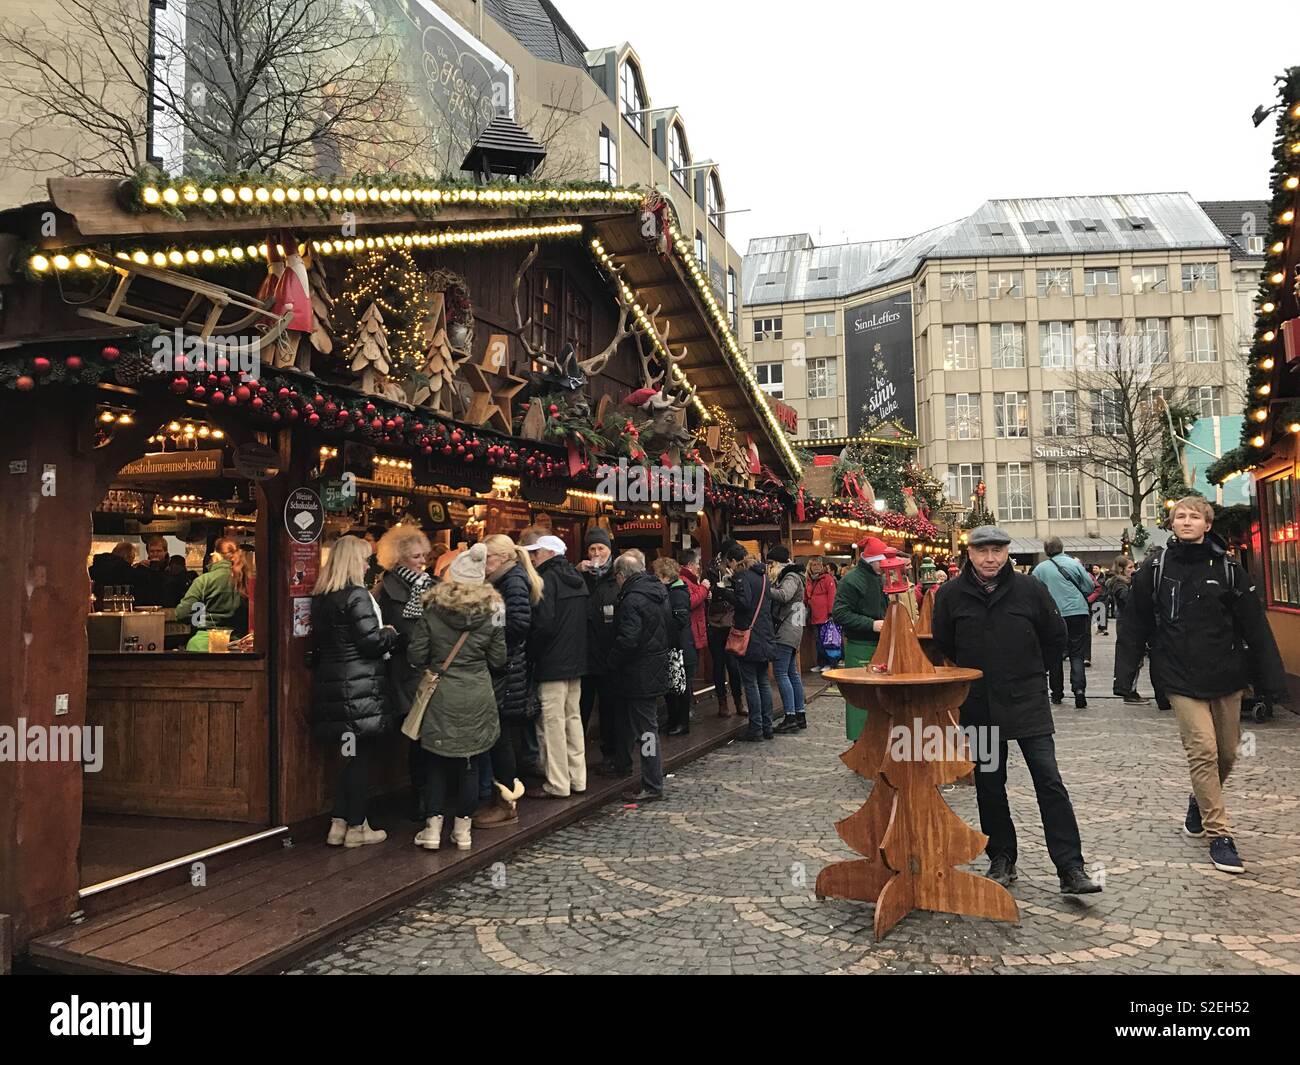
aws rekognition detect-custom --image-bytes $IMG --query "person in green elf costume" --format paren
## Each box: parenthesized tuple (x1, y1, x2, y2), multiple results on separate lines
(831, 536, 889, 740)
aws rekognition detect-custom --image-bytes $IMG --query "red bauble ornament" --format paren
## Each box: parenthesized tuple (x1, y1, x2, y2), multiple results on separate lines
(215, 356, 229, 373)
(456, 444, 465, 454)
(307, 412, 320, 426)
(15, 375, 34, 391)
(278, 387, 291, 399)
(171, 376, 190, 395)
(65, 355, 83, 371)
(324, 402, 337, 416)
(371, 417, 383, 431)
(313, 394, 325, 406)
(464, 453, 474, 462)
(235, 385, 252, 403)
(364, 402, 376, 415)
(288, 408, 299, 420)
(271, 412, 281, 422)
(548, 404, 558, 415)
(32, 357, 51, 374)
(101, 345, 121, 362)
(442, 445, 453, 456)
(192, 385, 207, 399)
(384, 419, 396, 431)
(207, 373, 219, 385)
(251, 397, 264, 410)
(218, 374, 231, 388)
(451, 429, 463, 443)
(422, 445, 433, 455)
(211, 391, 226, 404)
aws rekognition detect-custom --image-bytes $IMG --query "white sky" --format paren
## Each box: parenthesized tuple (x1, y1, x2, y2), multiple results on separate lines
(557, 0, 1295, 253)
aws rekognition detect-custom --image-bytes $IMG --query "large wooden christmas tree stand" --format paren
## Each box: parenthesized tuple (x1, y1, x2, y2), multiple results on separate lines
(816, 559, 1019, 939)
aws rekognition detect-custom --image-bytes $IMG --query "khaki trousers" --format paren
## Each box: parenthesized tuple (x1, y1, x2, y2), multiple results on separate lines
(1168, 690, 1246, 839)
(537, 678, 586, 797)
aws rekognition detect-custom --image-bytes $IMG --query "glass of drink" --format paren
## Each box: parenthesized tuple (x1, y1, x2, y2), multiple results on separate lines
(207, 628, 232, 653)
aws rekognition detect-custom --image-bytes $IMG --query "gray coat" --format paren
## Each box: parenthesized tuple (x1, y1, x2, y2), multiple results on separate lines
(769, 564, 807, 649)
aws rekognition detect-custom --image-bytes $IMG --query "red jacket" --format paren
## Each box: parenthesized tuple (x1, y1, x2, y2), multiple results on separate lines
(679, 567, 710, 650)
(805, 572, 837, 625)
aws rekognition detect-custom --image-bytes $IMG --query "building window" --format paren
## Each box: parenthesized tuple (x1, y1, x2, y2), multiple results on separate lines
(808, 417, 838, 439)
(755, 362, 783, 398)
(989, 271, 1022, 299)
(994, 392, 1029, 438)
(1043, 390, 1077, 436)
(1084, 319, 1122, 368)
(990, 322, 1026, 368)
(708, 172, 723, 232)
(1181, 262, 1219, 291)
(1131, 264, 1168, 293)
(1084, 267, 1120, 296)
(727, 268, 738, 332)
(1247, 235, 1265, 255)
(946, 463, 984, 506)
(941, 271, 975, 300)
(1036, 268, 1073, 297)
(1039, 321, 1075, 370)
(808, 357, 838, 399)
(753, 317, 782, 341)
(695, 230, 706, 268)
(1184, 316, 1219, 363)
(1264, 474, 1300, 607)
(916, 278, 927, 305)
(943, 324, 978, 370)
(945, 394, 982, 440)
(669, 122, 689, 183)
(598, 125, 618, 184)
(529, 267, 562, 354)
(805, 312, 836, 337)
(1139, 318, 1171, 364)
(621, 60, 647, 138)
(1191, 386, 1223, 419)
(565, 287, 591, 359)
(1046, 463, 1082, 520)
(1095, 469, 1129, 520)
(997, 462, 1033, 521)
(1091, 389, 1124, 435)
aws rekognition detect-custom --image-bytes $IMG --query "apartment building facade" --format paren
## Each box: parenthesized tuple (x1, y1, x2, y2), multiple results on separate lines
(743, 194, 1247, 556)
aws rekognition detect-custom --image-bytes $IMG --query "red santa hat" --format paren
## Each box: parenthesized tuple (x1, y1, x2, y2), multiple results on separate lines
(857, 536, 890, 564)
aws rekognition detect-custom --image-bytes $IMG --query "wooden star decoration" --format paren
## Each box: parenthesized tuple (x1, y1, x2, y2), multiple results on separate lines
(459, 359, 527, 435)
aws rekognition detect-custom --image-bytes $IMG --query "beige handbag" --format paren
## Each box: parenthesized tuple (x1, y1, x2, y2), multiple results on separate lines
(400, 631, 469, 741)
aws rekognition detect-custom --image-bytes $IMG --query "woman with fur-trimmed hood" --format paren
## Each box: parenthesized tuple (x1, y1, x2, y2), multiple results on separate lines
(407, 543, 506, 853)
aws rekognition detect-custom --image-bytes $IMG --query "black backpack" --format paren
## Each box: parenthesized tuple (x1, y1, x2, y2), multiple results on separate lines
(1146, 545, 1238, 624)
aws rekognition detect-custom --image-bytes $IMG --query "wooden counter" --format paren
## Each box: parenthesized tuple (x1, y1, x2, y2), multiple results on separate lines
(84, 655, 269, 823)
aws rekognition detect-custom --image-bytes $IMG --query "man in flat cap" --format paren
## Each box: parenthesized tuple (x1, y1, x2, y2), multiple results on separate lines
(932, 526, 1102, 895)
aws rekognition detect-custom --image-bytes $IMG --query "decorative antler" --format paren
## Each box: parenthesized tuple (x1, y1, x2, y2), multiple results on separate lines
(512, 243, 541, 361)
(636, 309, 690, 400)
(578, 269, 635, 377)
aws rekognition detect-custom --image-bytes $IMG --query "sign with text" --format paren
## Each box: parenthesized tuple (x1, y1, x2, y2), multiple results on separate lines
(118, 450, 223, 480)
(284, 487, 324, 544)
(771, 398, 799, 434)
(288, 541, 321, 596)
(844, 295, 915, 437)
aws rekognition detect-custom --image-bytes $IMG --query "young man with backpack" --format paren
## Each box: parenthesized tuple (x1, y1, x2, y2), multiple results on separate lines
(1114, 496, 1288, 875)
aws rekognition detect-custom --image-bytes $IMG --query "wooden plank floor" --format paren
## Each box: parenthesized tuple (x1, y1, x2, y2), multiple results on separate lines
(30, 681, 830, 975)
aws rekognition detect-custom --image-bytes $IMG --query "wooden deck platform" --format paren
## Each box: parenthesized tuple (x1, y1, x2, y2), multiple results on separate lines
(30, 682, 829, 974)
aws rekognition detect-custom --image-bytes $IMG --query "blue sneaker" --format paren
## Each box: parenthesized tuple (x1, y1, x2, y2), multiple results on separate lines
(1209, 836, 1245, 874)
(1183, 794, 1205, 838)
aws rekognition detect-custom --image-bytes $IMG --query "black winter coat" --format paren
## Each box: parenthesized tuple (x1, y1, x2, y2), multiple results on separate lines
(529, 556, 590, 681)
(490, 562, 535, 721)
(311, 586, 401, 742)
(666, 578, 697, 669)
(1115, 534, 1288, 702)
(607, 570, 673, 698)
(583, 563, 620, 675)
(731, 565, 776, 663)
(931, 563, 1067, 740)
(376, 570, 428, 716)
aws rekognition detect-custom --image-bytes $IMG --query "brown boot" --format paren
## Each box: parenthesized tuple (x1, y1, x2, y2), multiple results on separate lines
(717, 692, 733, 717)
(472, 795, 519, 829)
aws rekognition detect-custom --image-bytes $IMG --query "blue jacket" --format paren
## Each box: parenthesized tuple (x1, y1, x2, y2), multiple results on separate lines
(1031, 553, 1093, 617)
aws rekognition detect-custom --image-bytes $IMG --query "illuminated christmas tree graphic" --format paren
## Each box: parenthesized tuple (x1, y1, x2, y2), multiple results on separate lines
(861, 342, 900, 433)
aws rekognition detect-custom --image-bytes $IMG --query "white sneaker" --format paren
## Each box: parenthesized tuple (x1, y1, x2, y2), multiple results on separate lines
(343, 819, 387, 848)
(451, 816, 473, 851)
(326, 818, 347, 846)
(414, 815, 443, 850)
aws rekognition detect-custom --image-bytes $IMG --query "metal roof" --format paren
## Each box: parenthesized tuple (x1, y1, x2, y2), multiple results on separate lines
(744, 193, 1231, 306)
(484, 0, 589, 68)
(1008, 536, 1125, 557)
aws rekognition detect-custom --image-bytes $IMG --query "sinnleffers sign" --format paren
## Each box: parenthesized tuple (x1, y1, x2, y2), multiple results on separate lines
(844, 295, 916, 437)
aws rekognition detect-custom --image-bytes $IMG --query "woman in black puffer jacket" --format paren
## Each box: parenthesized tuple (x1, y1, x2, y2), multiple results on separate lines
(312, 535, 401, 849)
(475, 534, 544, 827)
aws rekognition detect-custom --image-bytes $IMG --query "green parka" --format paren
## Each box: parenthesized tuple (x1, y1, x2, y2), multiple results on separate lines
(831, 559, 887, 641)
(408, 581, 506, 759)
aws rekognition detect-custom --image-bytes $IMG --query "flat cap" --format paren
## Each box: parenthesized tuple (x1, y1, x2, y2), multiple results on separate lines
(968, 525, 1011, 547)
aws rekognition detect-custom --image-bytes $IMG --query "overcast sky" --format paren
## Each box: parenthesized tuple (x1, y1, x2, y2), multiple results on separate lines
(557, 0, 1295, 253)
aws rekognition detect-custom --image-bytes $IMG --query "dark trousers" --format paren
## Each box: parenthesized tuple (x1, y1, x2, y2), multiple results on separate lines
(973, 732, 1085, 875)
(408, 739, 427, 810)
(332, 740, 373, 828)
(580, 673, 621, 762)
(424, 753, 479, 819)
(1050, 614, 1089, 697)
(739, 659, 775, 734)
(708, 626, 743, 701)
(488, 718, 519, 787)
(666, 662, 696, 730)
(618, 695, 665, 794)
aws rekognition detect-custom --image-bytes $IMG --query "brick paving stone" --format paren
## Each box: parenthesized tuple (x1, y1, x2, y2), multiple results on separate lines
(291, 635, 1300, 975)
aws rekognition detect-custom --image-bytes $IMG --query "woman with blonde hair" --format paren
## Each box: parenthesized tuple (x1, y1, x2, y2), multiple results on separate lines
(311, 535, 401, 848)
(176, 536, 252, 651)
(472, 534, 542, 828)
(374, 524, 434, 821)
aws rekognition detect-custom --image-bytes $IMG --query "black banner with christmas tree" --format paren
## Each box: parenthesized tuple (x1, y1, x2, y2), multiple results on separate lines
(845, 294, 915, 437)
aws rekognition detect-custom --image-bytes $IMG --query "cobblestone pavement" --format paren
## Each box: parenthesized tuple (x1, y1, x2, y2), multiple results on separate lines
(293, 634, 1300, 975)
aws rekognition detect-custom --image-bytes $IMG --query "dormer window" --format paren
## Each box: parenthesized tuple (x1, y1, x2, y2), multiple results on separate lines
(669, 122, 689, 184)
(621, 59, 647, 138)
(708, 171, 724, 232)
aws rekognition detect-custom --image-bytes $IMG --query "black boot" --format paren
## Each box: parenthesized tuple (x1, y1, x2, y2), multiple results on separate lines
(774, 713, 806, 734)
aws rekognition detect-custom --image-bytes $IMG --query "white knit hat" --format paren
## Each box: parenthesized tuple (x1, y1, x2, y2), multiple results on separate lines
(447, 543, 487, 584)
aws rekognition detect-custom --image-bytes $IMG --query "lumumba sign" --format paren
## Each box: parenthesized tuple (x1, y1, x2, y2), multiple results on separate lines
(844, 294, 916, 437)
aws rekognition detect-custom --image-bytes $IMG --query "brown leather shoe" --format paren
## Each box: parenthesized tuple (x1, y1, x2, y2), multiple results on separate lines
(472, 796, 519, 830)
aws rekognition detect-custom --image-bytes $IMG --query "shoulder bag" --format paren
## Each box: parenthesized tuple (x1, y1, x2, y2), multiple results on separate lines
(400, 631, 470, 741)
(724, 574, 767, 656)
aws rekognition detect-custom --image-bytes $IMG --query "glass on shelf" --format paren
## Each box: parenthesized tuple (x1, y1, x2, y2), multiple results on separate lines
(207, 628, 232, 654)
